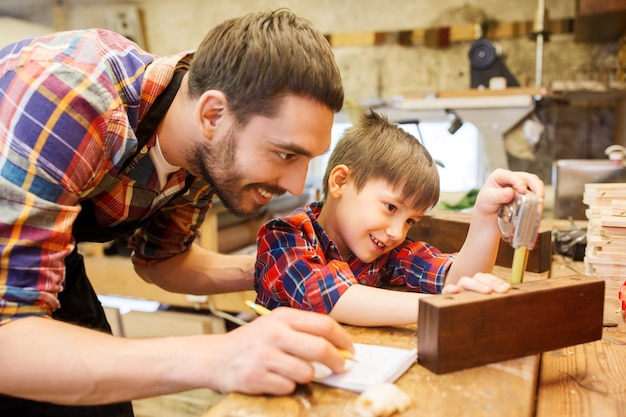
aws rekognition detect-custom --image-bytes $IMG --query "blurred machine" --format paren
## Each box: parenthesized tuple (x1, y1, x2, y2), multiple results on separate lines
(553, 159, 626, 220)
(468, 39, 520, 89)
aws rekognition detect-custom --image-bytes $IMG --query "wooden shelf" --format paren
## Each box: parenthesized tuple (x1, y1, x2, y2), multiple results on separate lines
(575, 0, 626, 42)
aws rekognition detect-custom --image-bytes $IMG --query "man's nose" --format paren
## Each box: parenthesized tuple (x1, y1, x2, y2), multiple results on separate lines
(278, 162, 309, 196)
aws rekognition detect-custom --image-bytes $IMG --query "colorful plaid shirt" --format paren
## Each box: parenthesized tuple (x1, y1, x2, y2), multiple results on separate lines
(255, 202, 455, 314)
(0, 29, 213, 325)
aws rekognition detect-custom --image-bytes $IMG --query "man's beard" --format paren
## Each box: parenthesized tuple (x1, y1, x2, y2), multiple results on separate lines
(189, 127, 267, 217)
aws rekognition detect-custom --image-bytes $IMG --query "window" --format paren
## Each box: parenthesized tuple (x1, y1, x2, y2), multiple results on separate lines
(399, 122, 480, 192)
(307, 121, 480, 194)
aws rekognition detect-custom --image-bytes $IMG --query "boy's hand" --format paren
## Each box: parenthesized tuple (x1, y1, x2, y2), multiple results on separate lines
(442, 272, 511, 294)
(474, 168, 544, 217)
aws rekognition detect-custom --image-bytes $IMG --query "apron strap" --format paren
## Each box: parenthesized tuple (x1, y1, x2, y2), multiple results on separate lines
(72, 69, 188, 243)
(121, 69, 187, 172)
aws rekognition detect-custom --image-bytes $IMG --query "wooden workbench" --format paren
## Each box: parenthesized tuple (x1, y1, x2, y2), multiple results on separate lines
(204, 325, 540, 417)
(199, 257, 626, 417)
(201, 322, 626, 417)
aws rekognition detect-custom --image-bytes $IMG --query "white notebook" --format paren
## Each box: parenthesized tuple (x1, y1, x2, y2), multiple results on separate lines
(313, 343, 417, 392)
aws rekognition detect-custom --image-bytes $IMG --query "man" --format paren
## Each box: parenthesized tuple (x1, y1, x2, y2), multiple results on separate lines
(0, 9, 354, 416)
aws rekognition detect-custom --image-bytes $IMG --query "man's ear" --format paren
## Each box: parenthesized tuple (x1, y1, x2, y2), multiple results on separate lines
(327, 165, 351, 198)
(197, 90, 228, 139)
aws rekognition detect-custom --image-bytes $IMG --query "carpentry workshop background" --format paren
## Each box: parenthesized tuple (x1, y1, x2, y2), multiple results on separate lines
(1, 0, 625, 416)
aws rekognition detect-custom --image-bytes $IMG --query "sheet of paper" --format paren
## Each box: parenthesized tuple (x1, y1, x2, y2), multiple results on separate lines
(313, 343, 417, 392)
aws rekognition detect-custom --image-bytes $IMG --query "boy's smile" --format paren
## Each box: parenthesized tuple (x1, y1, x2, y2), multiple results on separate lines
(319, 177, 424, 263)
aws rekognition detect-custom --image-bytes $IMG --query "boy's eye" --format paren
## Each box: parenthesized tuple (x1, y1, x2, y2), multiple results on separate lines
(406, 219, 416, 226)
(384, 203, 397, 213)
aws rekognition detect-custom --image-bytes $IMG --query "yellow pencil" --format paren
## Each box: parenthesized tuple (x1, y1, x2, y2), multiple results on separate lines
(244, 300, 357, 362)
(244, 299, 272, 316)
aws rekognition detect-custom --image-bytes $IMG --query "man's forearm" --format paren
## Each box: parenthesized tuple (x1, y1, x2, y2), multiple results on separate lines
(0, 316, 215, 404)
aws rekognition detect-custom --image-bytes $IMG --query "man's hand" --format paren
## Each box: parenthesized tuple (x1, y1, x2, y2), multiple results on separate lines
(204, 307, 354, 395)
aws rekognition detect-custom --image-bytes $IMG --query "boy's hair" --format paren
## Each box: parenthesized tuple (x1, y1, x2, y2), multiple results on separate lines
(322, 110, 440, 211)
(188, 8, 344, 125)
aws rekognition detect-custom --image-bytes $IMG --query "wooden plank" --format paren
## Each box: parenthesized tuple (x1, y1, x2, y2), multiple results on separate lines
(407, 210, 552, 273)
(417, 276, 605, 374)
(586, 236, 626, 254)
(585, 253, 626, 264)
(600, 214, 626, 227)
(597, 225, 626, 237)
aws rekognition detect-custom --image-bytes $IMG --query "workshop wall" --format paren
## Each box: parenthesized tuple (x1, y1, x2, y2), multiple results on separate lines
(2, 0, 617, 99)
(126, 0, 616, 97)
(130, 0, 622, 182)
(1, 0, 624, 183)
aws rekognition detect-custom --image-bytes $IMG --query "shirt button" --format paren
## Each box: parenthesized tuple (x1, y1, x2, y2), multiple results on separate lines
(140, 146, 149, 154)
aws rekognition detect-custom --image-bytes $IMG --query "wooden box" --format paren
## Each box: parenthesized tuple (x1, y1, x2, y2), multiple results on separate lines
(417, 275, 605, 374)
(407, 211, 553, 273)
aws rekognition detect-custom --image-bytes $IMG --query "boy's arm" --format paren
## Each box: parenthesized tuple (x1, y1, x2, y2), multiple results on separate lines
(445, 168, 544, 285)
(329, 285, 427, 326)
(329, 243, 451, 326)
(255, 221, 355, 313)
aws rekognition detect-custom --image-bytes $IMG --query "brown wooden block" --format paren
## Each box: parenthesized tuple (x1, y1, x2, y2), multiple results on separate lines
(407, 212, 552, 273)
(424, 27, 449, 48)
(548, 18, 575, 35)
(448, 23, 477, 42)
(417, 275, 605, 374)
(397, 30, 414, 46)
(409, 29, 426, 46)
(328, 32, 376, 47)
(488, 21, 523, 39)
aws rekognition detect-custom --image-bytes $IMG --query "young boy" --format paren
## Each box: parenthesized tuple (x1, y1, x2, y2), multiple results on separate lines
(254, 110, 544, 326)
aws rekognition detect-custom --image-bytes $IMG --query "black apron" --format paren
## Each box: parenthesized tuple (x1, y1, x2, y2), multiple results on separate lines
(0, 71, 187, 417)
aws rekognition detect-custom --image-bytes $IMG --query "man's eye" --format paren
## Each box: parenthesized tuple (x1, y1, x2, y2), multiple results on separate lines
(278, 152, 295, 160)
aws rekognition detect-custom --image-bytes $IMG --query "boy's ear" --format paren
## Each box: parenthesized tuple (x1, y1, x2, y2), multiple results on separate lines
(197, 90, 227, 139)
(327, 165, 351, 198)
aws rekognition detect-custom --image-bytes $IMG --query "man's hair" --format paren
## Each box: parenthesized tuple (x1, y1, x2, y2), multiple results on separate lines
(188, 9, 344, 125)
(322, 110, 440, 211)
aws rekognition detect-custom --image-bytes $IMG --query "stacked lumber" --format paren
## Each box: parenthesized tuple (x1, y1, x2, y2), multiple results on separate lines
(324, 18, 574, 48)
(583, 183, 626, 305)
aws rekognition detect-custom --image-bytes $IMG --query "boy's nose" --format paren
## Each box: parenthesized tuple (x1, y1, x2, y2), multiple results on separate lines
(386, 220, 405, 241)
